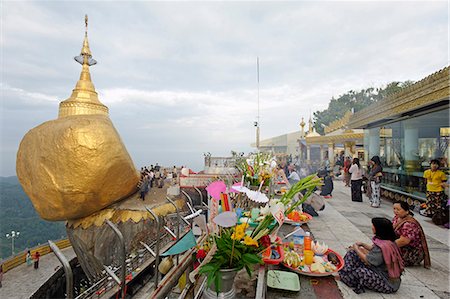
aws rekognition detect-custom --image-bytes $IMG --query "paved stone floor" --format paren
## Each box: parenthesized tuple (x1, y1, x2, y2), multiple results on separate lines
(310, 178, 449, 299)
(0, 247, 76, 298)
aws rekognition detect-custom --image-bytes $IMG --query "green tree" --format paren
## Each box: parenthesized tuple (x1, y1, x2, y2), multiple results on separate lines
(0, 177, 66, 259)
(313, 81, 414, 135)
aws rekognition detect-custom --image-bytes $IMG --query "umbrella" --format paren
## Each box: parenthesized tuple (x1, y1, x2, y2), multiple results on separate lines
(213, 211, 237, 227)
(231, 182, 250, 193)
(245, 189, 269, 203)
(206, 180, 227, 200)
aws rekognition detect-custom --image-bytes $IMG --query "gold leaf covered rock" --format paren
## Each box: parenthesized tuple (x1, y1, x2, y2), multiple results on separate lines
(16, 16, 139, 221)
(17, 115, 139, 220)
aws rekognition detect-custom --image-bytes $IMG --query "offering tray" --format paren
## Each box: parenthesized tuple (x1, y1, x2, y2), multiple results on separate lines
(281, 243, 344, 277)
(284, 212, 313, 225)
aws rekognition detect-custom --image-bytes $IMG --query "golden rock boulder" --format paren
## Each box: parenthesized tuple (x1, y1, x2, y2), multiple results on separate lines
(16, 114, 139, 220)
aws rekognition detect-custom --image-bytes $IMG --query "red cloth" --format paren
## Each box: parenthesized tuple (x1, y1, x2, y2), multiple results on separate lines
(372, 237, 404, 279)
(344, 160, 351, 173)
(393, 215, 431, 268)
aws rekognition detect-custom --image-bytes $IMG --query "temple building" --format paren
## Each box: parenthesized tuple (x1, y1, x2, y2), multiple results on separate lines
(304, 111, 365, 168)
(252, 117, 313, 165)
(254, 113, 365, 170)
(349, 66, 450, 205)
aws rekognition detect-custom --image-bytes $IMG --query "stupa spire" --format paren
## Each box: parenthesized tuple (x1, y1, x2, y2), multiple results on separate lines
(58, 15, 108, 118)
(81, 15, 92, 57)
(300, 117, 306, 138)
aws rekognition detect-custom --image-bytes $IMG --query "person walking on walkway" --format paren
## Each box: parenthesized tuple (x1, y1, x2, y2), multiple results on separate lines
(26, 250, 32, 266)
(349, 158, 363, 202)
(368, 156, 383, 208)
(34, 251, 40, 269)
(392, 201, 431, 268)
(339, 217, 403, 294)
(422, 159, 447, 218)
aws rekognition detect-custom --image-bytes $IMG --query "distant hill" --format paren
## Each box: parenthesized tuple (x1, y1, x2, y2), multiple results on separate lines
(0, 176, 20, 184)
(0, 176, 66, 259)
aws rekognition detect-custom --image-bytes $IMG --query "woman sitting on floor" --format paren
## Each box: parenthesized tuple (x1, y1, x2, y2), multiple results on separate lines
(339, 217, 404, 294)
(392, 201, 431, 268)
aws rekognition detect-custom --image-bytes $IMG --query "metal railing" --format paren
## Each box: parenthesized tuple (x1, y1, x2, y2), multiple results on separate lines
(1, 238, 71, 273)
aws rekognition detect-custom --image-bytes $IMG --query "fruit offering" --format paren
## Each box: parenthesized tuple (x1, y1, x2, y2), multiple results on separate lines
(287, 211, 310, 222)
(282, 242, 344, 277)
(283, 251, 302, 268)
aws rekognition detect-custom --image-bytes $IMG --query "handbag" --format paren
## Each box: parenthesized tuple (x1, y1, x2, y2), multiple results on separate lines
(432, 208, 449, 225)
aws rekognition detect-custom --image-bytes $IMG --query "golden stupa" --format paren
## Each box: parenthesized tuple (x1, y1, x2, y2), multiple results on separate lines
(16, 16, 140, 221)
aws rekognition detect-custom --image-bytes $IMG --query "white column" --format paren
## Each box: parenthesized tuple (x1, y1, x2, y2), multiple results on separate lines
(306, 145, 311, 164)
(385, 139, 392, 166)
(368, 127, 380, 158)
(351, 142, 356, 156)
(298, 139, 304, 163)
(404, 120, 419, 171)
(319, 145, 324, 162)
(344, 141, 351, 157)
(328, 143, 334, 166)
(363, 130, 370, 163)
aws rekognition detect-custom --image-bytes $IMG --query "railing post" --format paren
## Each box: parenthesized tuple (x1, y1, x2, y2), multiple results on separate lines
(48, 240, 73, 299)
(193, 187, 208, 208)
(181, 190, 196, 214)
(139, 241, 156, 257)
(166, 196, 181, 265)
(145, 206, 161, 289)
(105, 220, 126, 299)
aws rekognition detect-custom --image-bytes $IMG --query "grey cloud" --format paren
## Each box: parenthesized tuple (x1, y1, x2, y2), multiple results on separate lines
(1, 1, 447, 176)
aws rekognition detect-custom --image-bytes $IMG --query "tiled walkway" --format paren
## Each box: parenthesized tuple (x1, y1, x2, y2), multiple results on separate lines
(0, 247, 76, 298)
(310, 179, 449, 299)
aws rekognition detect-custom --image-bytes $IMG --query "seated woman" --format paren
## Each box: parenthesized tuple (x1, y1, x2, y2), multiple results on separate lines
(339, 217, 403, 294)
(392, 201, 431, 268)
(318, 169, 333, 198)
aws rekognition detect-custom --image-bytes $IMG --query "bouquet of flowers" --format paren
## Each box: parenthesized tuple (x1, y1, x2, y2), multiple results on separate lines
(199, 174, 322, 293)
(236, 152, 274, 187)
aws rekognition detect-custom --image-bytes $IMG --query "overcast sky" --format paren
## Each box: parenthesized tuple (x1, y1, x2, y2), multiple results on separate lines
(0, 1, 448, 176)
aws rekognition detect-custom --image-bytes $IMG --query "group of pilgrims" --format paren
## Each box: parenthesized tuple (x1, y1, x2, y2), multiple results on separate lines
(133, 156, 447, 295)
(338, 157, 447, 294)
(138, 164, 178, 200)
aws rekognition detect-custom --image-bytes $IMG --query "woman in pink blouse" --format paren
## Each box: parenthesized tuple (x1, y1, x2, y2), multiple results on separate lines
(392, 201, 431, 268)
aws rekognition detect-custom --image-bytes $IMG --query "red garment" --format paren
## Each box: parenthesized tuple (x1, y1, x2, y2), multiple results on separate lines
(372, 237, 404, 279)
(344, 160, 351, 173)
(392, 216, 421, 248)
(393, 215, 431, 268)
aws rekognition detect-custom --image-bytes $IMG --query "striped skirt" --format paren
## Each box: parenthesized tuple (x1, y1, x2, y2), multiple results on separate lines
(339, 250, 397, 294)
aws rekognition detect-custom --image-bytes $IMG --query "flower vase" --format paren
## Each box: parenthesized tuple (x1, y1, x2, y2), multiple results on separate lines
(203, 268, 238, 299)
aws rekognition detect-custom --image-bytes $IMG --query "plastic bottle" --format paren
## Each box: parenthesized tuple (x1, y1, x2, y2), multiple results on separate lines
(292, 225, 305, 245)
(304, 232, 312, 251)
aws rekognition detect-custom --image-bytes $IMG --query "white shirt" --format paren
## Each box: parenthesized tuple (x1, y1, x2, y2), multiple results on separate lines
(288, 171, 301, 182)
(349, 164, 363, 180)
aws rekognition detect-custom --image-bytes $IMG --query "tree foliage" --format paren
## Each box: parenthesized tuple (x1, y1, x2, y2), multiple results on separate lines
(313, 81, 414, 135)
(0, 177, 66, 259)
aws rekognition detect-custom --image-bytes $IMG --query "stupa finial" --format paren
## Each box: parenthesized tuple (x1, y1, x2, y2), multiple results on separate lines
(58, 15, 107, 118)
